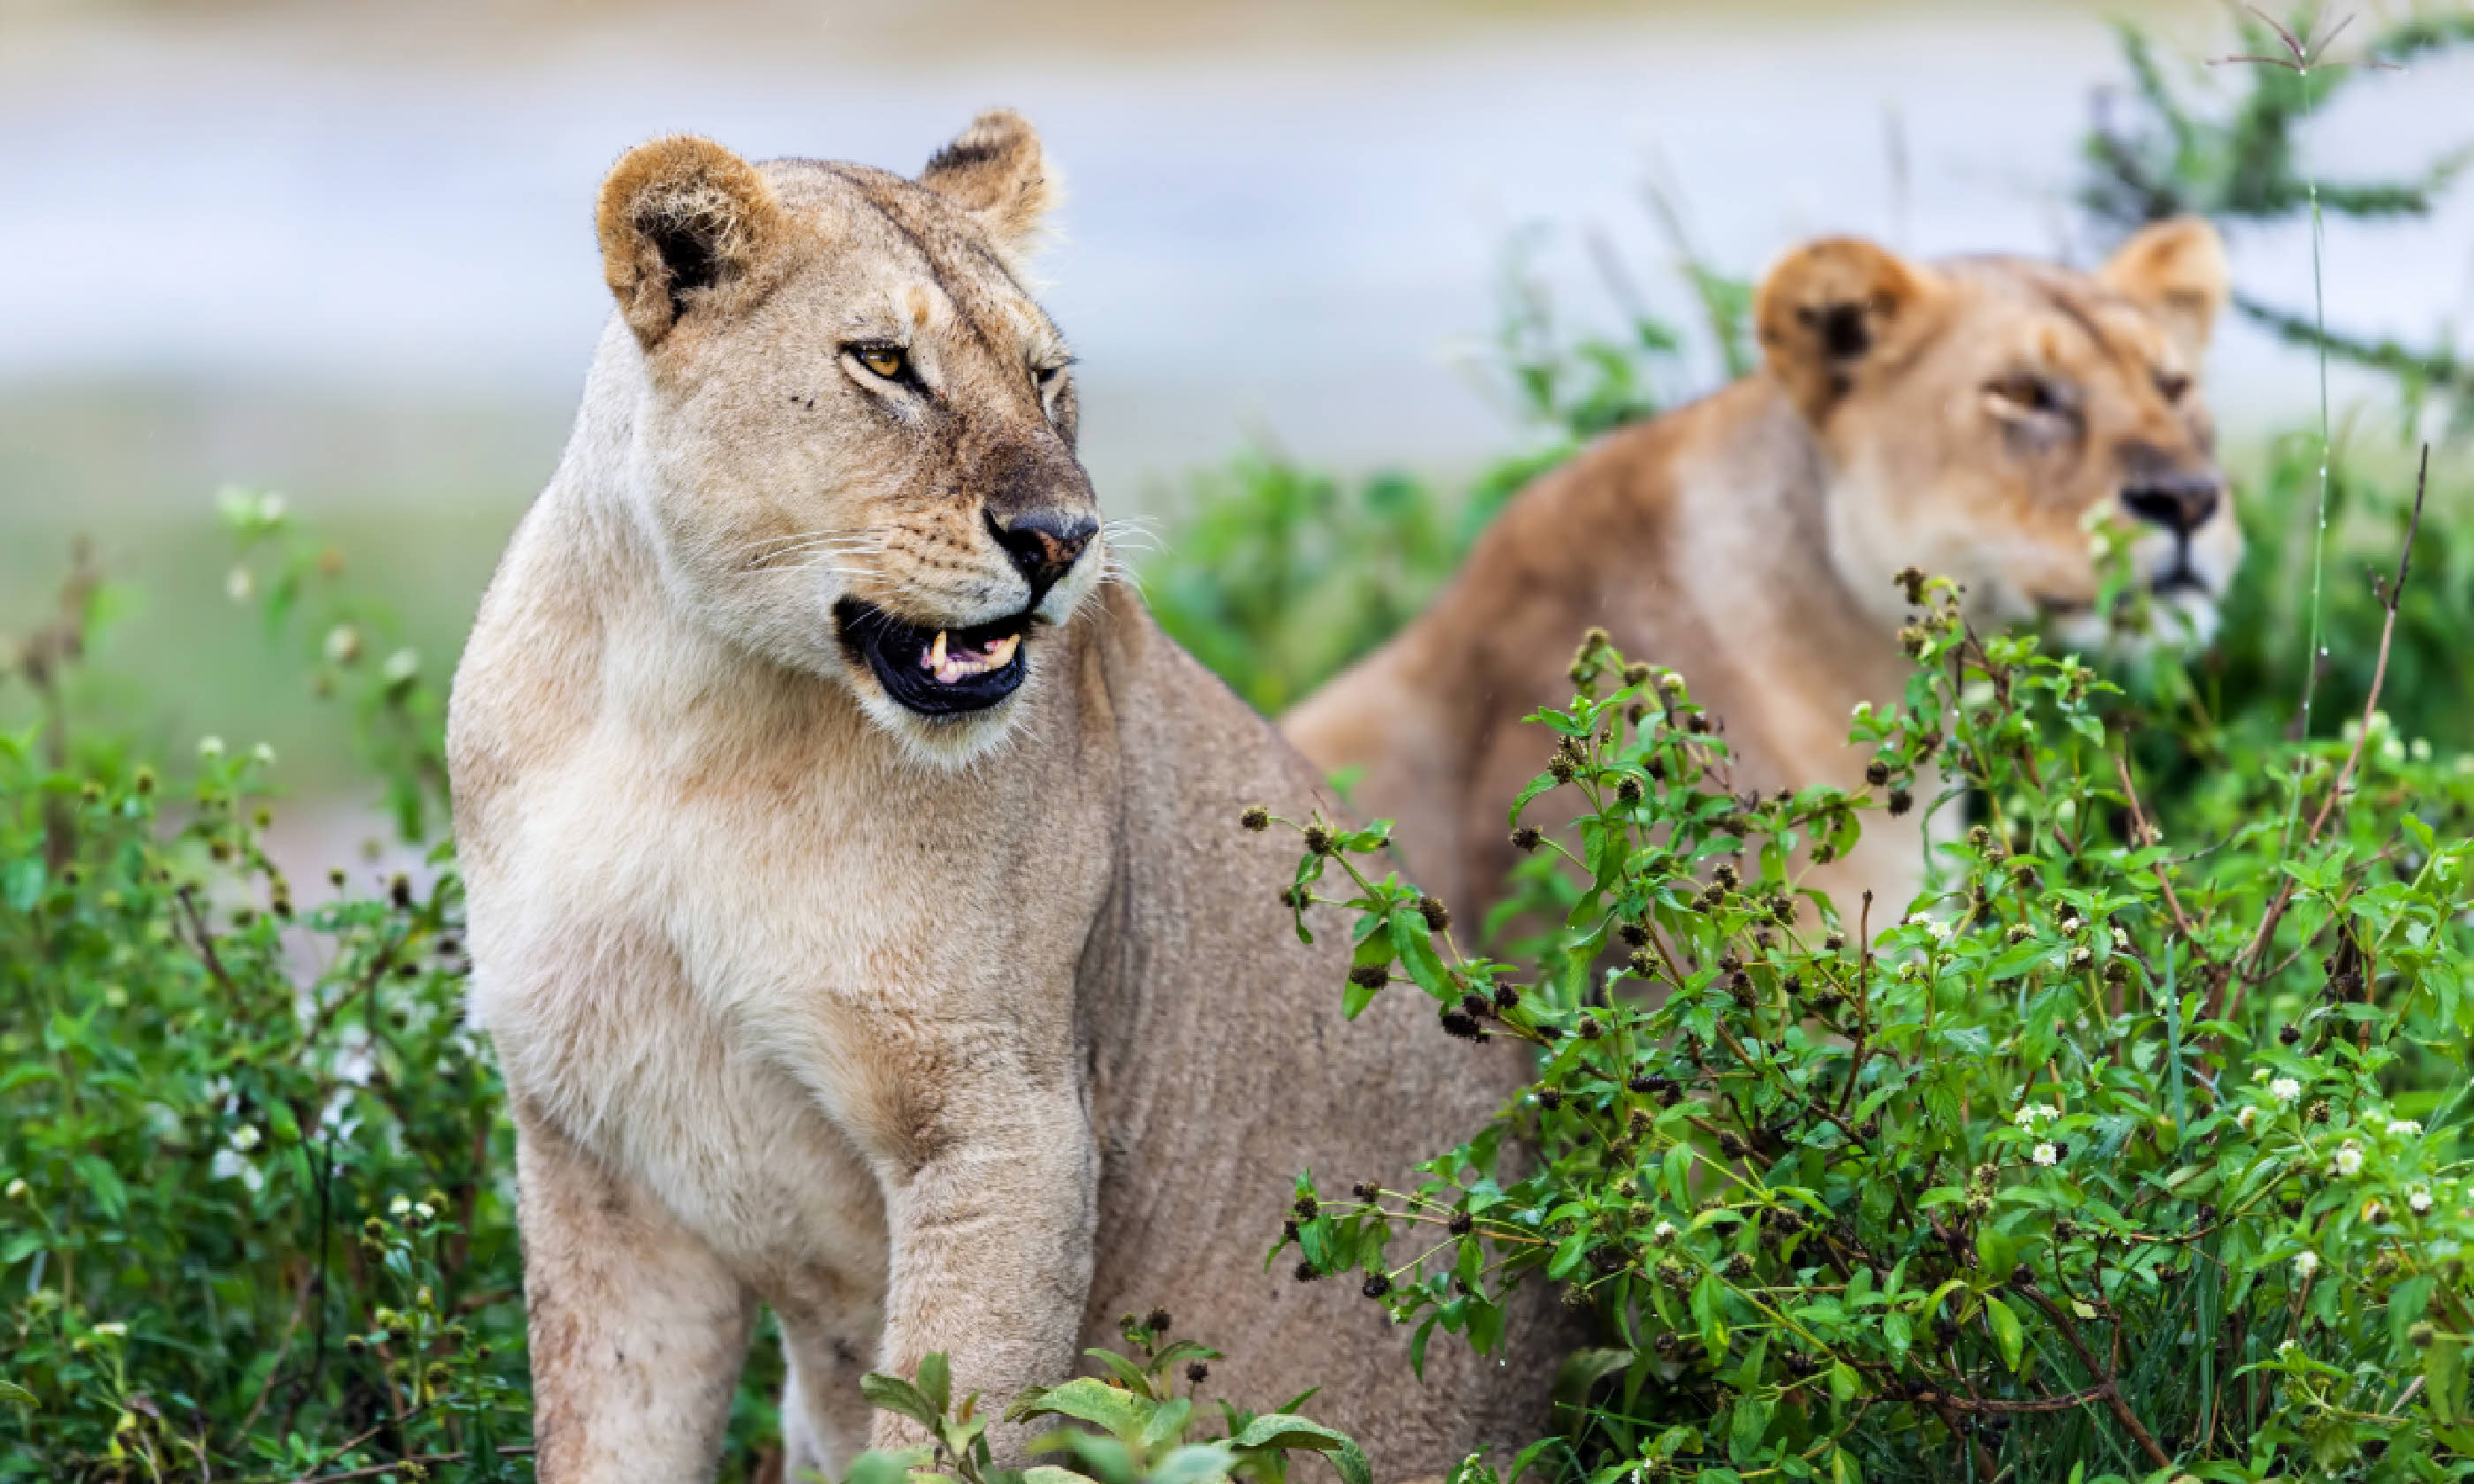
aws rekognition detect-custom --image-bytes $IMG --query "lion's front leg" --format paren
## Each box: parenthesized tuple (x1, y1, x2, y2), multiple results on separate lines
(861, 1082, 1097, 1460)
(514, 1102, 756, 1484)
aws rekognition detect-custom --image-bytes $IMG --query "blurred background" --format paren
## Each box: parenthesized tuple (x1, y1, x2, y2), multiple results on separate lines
(3, 0, 2470, 797)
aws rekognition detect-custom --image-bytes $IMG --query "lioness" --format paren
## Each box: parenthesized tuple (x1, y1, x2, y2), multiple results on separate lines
(448, 114, 1561, 1482)
(1284, 222, 2239, 922)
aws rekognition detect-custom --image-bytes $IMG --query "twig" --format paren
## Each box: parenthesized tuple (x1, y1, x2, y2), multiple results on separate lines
(2228, 444, 2429, 1011)
(230, 1264, 315, 1444)
(2111, 754, 2202, 948)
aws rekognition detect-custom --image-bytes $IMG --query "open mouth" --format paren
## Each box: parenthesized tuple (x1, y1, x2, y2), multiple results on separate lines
(836, 600, 1029, 716)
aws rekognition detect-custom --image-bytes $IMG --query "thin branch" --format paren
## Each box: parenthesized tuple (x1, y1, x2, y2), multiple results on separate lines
(2231, 444, 2429, 1007)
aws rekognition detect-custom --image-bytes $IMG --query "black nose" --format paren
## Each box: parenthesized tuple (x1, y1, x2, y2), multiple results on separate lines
(2121, 473, 2222, 537)
(989, 508, 1097, 606)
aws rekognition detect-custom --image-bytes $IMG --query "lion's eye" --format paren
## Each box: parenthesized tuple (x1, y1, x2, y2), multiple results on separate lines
(854, 345, 907, 381)
(1986, 373, 2064, 417)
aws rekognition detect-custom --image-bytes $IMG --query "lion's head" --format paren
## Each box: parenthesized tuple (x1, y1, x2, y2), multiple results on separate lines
(590, 112, 1103, 763)
(1754, 219, 2239, 648)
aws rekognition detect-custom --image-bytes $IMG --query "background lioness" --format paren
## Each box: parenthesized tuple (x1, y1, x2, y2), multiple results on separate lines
(447, 113, 1563, 1481)
(1283, 221, 2239, 923)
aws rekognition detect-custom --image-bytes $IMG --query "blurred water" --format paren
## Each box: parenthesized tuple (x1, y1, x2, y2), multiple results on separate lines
(3, 0, 2467, 518)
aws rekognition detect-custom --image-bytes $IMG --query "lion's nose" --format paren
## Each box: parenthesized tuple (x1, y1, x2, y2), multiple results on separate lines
(2121, 473, 2221, 537)
(990, 508, 1097, 606)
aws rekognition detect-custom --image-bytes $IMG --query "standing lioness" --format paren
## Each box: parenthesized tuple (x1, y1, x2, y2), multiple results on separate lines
(449, 114, 1560, 1482)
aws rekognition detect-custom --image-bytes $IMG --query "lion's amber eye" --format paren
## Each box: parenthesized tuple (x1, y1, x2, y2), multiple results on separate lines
(856, 346, 907, 380)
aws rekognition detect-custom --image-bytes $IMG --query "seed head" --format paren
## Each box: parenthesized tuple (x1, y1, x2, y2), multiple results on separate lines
(1240, 805, 1271, 832)
(1446, 1209, 1474, 1236)
(1577, 1014, 1604, 1041)
(1711, 861, 1740, 890)
(1511, 826, 1544, 852)
(1823, 932, 1845, 952)
(1536, 1086, 1563, 1111)
(1896, 567, 1927, 604)
(1361, 1273, 1391, 1299)
(1887, 788, 1914, 816)
(1864, 761, 1891, 787)
(1348, 964, 1388, 990)
(1302, 825, 1335, 855)
(1293, 1194, 1319, 1220)
(1492, 983, 1520, 1010)
(1440, 1008, 1484, 1041)
(1146, 1306, 1173, 1334)
(1417, 895, 1452, 932)
(1461, 991, 1491, 1020)
(1616, 776, 1644, 804)
(1294, 1261, 1318, 1283)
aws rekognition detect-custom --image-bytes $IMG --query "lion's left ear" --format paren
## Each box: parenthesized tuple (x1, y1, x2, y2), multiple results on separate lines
(919, 110, 1060, 269)
(2100, 217, 2230, 360)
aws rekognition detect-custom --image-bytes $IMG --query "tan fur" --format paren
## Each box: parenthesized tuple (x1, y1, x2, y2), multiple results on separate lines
(1285, 220, 2240, 924)
(451, 120, 1566, 1484)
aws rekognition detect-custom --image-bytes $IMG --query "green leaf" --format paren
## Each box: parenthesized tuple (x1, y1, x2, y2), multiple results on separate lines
(1227, 1413, 1354, 1453)
(860, 1373, 944, 1431)
(843, 1450, 914, 1484)
(1139, 1397, 1192, 1450)
(915, 1351, 952, 1418)
(1827, 1362, 1859, 1405)
(1985, 1295, 2025, 1374)
(1388, 908, 1453, 1001)
(2, 858, 43, 913)
(1151, 1444, 1236, 1484)
(1728, 1395, 1773, 1462)
(0, 1380, 34, 1406)
(1012, 1377, 1155, 1440)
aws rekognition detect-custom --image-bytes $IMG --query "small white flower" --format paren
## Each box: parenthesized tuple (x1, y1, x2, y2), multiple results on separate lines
(258, 492, 287, 521)
(93, 1321, 127, 1338)
(2409, 1187, 2434, 1215)
(323, 624, 363, 666)
(414, 1200, 436, 1222)
(389, 1194, 411, 1216)
(1928, 919, 1954, 942)
(2269, 1077, 2303, 1106)
(2032, 1143, 2059, 1167)
(2060, 915, 2083, 935)
(2410, 738, 2432, 762)
(225, 565, 254, 602)
(198, 735, 225, 760)
(251, 742, 277, 768)
(4, 1178, 26, 1200)
(2387, 1119, 2423, 1138)
(229, 1124, 261, 1153)
(2292, 1250, 2320, 1281)
(2112, 927, 2129, 948)
(383, 647, 421, 685)
(2331, 1140, 2363, 1177)
(1651, 1220, 1678, 1243)
(2015, 1103, 2057, 1129)
(2235, 1106, 2259, 1132)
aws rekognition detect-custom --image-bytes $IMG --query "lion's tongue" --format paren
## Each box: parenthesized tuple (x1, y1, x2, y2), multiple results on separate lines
(922, 629, 1021, 685)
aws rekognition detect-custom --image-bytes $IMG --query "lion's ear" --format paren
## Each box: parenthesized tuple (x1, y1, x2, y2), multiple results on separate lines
(919, 110, 1059, 268)
(596, 135, 786, 347)
(2100, 216, 2229, 360)
(1755, 237, 1942, 423)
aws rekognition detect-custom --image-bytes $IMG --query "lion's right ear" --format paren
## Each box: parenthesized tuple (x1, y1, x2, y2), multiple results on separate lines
(1755, 238, 1942, 423)
(596, 136, 786, 347)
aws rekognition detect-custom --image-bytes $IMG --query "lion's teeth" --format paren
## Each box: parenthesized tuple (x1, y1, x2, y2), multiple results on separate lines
(985, 633, 1020, 666)
(925, 630, 949, 670)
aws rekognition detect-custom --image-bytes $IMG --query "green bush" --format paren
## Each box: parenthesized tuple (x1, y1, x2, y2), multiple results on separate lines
(0, 511, 527, 1480)
(1264, 547, 2473, 1480)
